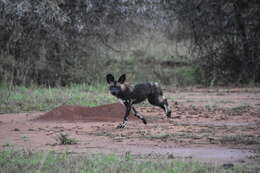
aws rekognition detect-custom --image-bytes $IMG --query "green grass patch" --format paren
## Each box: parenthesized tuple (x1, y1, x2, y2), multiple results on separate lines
(0, 150, 253, 173)
(54, 133, 78, 145)
(0, 83, 117, 113)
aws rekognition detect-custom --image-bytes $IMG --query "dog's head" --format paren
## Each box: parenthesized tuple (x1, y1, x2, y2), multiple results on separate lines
(106, 74, 126, 98)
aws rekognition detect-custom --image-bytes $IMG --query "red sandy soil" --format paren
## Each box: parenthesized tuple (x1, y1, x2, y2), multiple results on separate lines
(35, 103, 136, 122)
(1, 89, 260, 164)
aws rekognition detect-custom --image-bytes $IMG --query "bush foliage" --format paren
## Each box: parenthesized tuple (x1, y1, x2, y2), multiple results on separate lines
(1, 0, 259, 86)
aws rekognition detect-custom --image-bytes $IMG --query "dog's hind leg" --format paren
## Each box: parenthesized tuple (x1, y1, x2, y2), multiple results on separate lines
(132, 106, 147, 124)
(148, 95, 172, 118)
(163, 97, 172, 117)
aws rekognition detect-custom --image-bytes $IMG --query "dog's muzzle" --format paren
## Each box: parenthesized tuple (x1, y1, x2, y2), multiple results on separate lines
(110, 88, 120, 96)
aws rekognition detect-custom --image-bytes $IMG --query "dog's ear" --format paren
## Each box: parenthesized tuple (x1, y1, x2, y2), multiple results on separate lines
(118, 74, 126, 84)
(106, 74, 115, 84)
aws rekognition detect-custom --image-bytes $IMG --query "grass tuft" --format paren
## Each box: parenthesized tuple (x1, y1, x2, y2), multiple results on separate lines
(55, 133, 78, 145)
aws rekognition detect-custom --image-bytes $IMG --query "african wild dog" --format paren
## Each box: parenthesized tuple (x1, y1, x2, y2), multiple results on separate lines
(106, 74, 171, 128)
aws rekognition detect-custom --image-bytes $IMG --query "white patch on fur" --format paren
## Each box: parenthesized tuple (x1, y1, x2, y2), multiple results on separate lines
(119, 99, 124, 105)
(117, 121, 128, 128)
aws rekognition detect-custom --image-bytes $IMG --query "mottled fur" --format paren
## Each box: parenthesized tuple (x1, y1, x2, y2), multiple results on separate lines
(106, 74, 171, 128)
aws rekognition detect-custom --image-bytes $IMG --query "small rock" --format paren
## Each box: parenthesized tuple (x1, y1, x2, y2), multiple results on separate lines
(172, 115, 181, 119)
(168, 154, 175, 159)
(223, 163, 234, 169)
(238, 159, 245, 163)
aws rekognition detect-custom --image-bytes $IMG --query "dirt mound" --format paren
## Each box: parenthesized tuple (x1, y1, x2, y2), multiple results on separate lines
(35, 103, 136, 122)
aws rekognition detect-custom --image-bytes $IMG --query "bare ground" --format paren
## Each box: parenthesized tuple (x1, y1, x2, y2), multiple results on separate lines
(0, 88, 260, 165)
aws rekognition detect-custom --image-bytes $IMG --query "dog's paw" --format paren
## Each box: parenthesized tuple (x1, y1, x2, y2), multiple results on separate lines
(166, 110, 172, 118)
(142, 119, 147, 124)
(116, 123, 127, 129)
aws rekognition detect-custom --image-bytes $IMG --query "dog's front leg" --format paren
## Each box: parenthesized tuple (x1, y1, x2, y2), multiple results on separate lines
(117, 101, 131, 128)
(132, 106, 147, 124)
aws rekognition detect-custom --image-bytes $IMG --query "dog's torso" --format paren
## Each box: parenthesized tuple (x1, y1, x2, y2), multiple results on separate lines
(118, 82, 162, 104)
